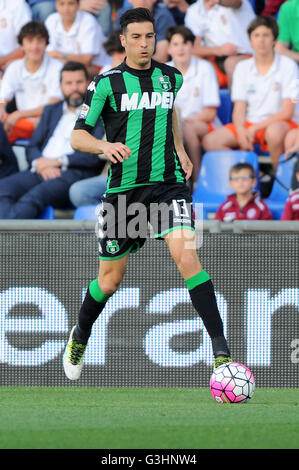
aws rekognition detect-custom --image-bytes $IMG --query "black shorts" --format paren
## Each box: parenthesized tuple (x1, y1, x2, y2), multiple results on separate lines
(97, 182, 195, 260)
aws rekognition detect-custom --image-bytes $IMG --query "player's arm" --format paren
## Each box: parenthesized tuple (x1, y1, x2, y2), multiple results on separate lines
(172, 106, 193, 180)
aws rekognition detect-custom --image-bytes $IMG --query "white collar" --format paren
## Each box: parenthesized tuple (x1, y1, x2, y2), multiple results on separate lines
(56, 10, 81, 36)
(21, 55, 49, 80)
(250, 52, 279, 77)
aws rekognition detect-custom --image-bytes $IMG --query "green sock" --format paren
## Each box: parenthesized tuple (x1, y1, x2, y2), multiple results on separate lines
(185, 270, 210, 291)
(89, 278, 111, 303)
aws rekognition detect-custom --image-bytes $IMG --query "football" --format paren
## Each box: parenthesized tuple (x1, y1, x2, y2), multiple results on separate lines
(210, 362, 255, 404)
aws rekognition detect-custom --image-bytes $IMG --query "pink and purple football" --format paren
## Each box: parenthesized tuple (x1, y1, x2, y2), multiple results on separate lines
(210, 362, 255, 404)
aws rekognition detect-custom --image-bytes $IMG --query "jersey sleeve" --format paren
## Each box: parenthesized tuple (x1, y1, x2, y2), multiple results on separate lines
(174, 72, 183, 97)
(201, 61, 220, 108)
(0, 62, 18, 102)
(260, 201, 273, 220)
(277, 2, 292, 44)
(281, 198, 293, 220)
(74, 75, 109, 133)
(231, 61, 247, 103)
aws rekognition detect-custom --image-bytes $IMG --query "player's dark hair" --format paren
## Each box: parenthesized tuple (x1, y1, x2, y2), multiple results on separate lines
(247, 15, 279, 41)
(18, 21, 49, 45)
(119, 7, 155, 34)
(229, 163, 256, 179)
(60, 61, 88, 81)
(103, 29, 125, 56)
(165, 25, 195, 45)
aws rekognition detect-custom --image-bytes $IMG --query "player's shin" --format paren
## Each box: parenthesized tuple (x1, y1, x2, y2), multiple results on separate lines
(74, 279, 113, 344)
(186, 270, 231, 358)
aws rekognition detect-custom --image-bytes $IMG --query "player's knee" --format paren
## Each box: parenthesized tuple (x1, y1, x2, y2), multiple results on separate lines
(174, 250, 198, 272)
(98, 273, 123, 295)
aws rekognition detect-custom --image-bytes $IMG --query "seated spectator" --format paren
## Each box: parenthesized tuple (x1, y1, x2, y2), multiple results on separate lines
(114, 0, 176, 63)
(184, 0, 255, 88)
(203, 16, 299, 172)
(79, 0, 112, 37)
(0, 122, 18, 179)
(28, 1, 56, 21)
(281, 158, 299, 220)
(275, 0, 299, 64)
(215, 162, 272, 221)
(262, 0, 287, 16)
(0, 21, 63, 144)
(98, 29, 126, 74)
(163, 0, 193, 25)
(166, 25, 220, 184)
(0, 0, 32, 75)
(285, 125, 299, 191)
(45, 0, 108, 71)
(0, 62, 105, 219)
(69, 169, 108, 206)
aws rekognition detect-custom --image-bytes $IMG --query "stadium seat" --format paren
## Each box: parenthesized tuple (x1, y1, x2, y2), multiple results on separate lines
(39, 205, 55, 220)
(264, 154, 296, 220)
(217, 88, 233, 125)
(73, 204, 98, 220)
(14, 139, 30, 147)
(192, 150, 259, 220)
(248, 0, 256, 12)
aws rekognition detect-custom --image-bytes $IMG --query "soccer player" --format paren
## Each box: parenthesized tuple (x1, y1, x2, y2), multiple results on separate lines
(64, 7, 231, 380)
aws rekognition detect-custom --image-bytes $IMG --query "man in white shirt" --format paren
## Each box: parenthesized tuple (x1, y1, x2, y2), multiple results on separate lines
(184, 0, 255, 88)
(166, 25, 220, 184)
(203, 16, 299, 171)
(45, 0, 109, 72)
(0, 21, 63, 144)
(0, 62, 105, 219)
(0, 0, 32, 75)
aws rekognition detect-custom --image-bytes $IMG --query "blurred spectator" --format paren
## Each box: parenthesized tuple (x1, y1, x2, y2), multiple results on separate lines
(0, 62, 105, 219)
(98, 29, 126, 74)
(114, 0, 176, 62)
(45, 0, 108, 70)
(163, 0, 193, 25)
(215, 162, 272, 221)
(0, 21, 63, 144)
(0, 0, 32, 75)
(28, 1, 56, 21)
(285, 126, 299, 191)
(262, 0, 286, 16)
(79, 0, 112, 37)
(281, 157, 299, 220)
(184, 0, 255, 88)
(0, 122, 18, 179)
(68, 29, 127, 207)
(166, 25, 220, 184)
(203, 16, 298, 172)
(275, 0, 299, 64)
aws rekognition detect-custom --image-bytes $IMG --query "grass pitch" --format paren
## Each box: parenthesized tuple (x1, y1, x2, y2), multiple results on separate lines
(0, 387, 298, 449)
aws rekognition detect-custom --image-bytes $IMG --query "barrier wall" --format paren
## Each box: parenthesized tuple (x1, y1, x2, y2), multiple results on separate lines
(0, 224, 298, 387)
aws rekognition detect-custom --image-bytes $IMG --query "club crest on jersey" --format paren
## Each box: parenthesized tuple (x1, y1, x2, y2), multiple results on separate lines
(158, 75, 171, 91)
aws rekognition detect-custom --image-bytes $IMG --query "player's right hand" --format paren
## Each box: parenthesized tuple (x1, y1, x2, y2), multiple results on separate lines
(100, 141, 132, 164)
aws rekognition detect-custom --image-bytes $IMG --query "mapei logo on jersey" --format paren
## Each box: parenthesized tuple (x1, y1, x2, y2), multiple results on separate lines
(121, 91, 174, 111)
(158, 75, 171, 91)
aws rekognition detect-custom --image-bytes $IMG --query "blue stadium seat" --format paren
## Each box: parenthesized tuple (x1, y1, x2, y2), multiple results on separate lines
(248, 0, 256, 12)
(73, 204, 98, 220)
(39, 205, 55, 220)
(217, 88, 233, 125)
(264, 154, 296, 220)
(192, 150, 259, 220)
(14, 139, 30, 147)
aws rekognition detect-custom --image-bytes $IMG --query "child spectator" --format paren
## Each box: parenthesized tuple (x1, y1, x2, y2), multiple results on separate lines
(184, 0, 255, 88)
(45, 0, 108, 70)
(281, 158, 299, 220)
(203, 15, 299, 172)
(0, 21, 63, 144)
(0, 0, 32, 75)
(97, 29, 126, 74)
(166, 25, 220, 185)
(215, 162, 272, 221)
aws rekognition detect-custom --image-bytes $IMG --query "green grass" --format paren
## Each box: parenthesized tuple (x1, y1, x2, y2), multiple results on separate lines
(0, 387, 298, 449)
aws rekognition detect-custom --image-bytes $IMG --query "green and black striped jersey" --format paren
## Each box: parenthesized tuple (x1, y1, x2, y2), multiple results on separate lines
(74, 59, 186, 193)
